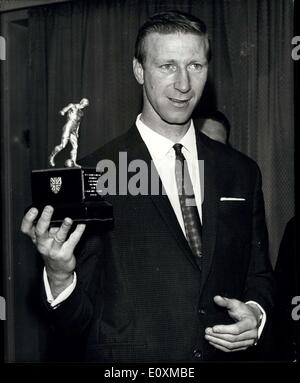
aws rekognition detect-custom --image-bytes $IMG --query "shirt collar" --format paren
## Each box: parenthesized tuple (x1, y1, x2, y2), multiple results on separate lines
(136, 114, 197, 160)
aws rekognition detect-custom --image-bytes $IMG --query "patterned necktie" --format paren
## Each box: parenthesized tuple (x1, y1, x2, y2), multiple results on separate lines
(173, 143, 203, 258)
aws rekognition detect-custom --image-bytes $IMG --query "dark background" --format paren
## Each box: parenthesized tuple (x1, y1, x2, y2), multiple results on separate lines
(0, 0, 296, 362)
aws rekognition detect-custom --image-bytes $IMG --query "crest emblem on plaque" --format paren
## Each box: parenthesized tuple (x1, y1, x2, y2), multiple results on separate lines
(50, 177, 62, 194)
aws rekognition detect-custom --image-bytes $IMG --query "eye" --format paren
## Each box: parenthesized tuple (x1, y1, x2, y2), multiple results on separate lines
(187, 63, 204, 72)
(160, 64, 177, 72)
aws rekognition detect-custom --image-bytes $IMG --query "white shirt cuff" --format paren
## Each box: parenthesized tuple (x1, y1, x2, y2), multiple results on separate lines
(43, 267, 77, 309)
(245, 300, 266, 339)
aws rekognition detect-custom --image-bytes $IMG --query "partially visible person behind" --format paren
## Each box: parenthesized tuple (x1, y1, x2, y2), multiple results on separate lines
(199, 110, 230, 145)
(273, 217, 299, 361)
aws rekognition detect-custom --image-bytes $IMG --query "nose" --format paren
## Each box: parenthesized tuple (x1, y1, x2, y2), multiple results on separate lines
(174, 68, 191, 93)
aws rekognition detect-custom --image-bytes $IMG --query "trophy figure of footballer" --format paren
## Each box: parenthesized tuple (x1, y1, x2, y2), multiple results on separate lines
(27, 99, 113, 230)
(49, 98, 89, 168)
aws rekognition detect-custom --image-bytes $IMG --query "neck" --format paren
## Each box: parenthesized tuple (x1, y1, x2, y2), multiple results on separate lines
(140, 113, 191, 143)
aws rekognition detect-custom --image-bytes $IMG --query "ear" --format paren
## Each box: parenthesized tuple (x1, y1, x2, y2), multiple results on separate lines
(133, 58, 144, 85)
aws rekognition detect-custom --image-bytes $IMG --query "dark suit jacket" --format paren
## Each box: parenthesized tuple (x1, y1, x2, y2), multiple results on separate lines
(44, 125, 274, 362)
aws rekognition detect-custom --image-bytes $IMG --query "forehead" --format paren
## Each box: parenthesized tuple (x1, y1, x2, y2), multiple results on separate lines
(143, 32, 207, 62)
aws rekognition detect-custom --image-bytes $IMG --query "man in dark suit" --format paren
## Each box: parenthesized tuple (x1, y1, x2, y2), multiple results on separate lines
(21, 11, 273, 362)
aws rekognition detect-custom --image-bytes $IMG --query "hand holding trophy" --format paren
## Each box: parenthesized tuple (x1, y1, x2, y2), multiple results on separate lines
(25, 99, 113, 230)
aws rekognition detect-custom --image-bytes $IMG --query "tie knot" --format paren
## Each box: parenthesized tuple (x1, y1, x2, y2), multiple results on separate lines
(173, 143, 183, 156)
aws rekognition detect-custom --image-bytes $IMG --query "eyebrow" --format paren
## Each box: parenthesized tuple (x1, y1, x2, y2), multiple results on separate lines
(155, 58, 208, 66)
(154, 59, 177, 64)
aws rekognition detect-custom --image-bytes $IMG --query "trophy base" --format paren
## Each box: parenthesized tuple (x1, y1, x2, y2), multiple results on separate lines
(27, 167, 114, 232)
(25, 201, 114, 231)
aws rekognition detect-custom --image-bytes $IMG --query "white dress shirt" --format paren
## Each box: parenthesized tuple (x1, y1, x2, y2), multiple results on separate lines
(136, 114, 203, 235)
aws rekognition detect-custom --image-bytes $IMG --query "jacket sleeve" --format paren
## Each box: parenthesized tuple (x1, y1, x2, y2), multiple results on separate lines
(242, 164, 274, 319)
(41, 229, 106, 338)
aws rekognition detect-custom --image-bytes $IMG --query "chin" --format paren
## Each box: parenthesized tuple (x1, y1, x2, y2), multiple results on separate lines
(162, 112, 192, 126)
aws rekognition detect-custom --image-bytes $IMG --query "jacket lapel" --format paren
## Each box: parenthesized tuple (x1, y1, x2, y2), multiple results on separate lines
(125, 125, 201, 270)
(195, 131, 219, 295)
(123, 125, 220, 277)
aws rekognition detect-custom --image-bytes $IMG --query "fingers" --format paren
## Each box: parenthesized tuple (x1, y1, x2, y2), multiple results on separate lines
(51, 218, 73, 251)
(66, 224, 86, 249)
(21, 207, 85, 274)
(49, 227, 60, 237)
(52, 222, 85, 254)
(205, 327, 257, 342)
(213, 295, 238, 311)
(35, 206, 54, 240)
(21, 205, 85, 249)
(206, 339, 251, 353)
(21, 207, 39, 241)
(205, 332, 255, 352)
(204, 315, 258, 352)
(208, 317, 253, 335)
(206, 296, 260, 352)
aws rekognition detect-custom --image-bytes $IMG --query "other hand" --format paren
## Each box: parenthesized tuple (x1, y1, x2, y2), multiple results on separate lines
(204, 295, 261, 352)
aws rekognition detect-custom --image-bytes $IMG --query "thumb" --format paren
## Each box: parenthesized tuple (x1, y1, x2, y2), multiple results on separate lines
(214, 296, 243, 322)
(213, 295, 236, 311)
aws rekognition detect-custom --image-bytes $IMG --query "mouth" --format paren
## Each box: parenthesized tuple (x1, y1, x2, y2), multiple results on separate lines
(168, 97, 191, 108)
